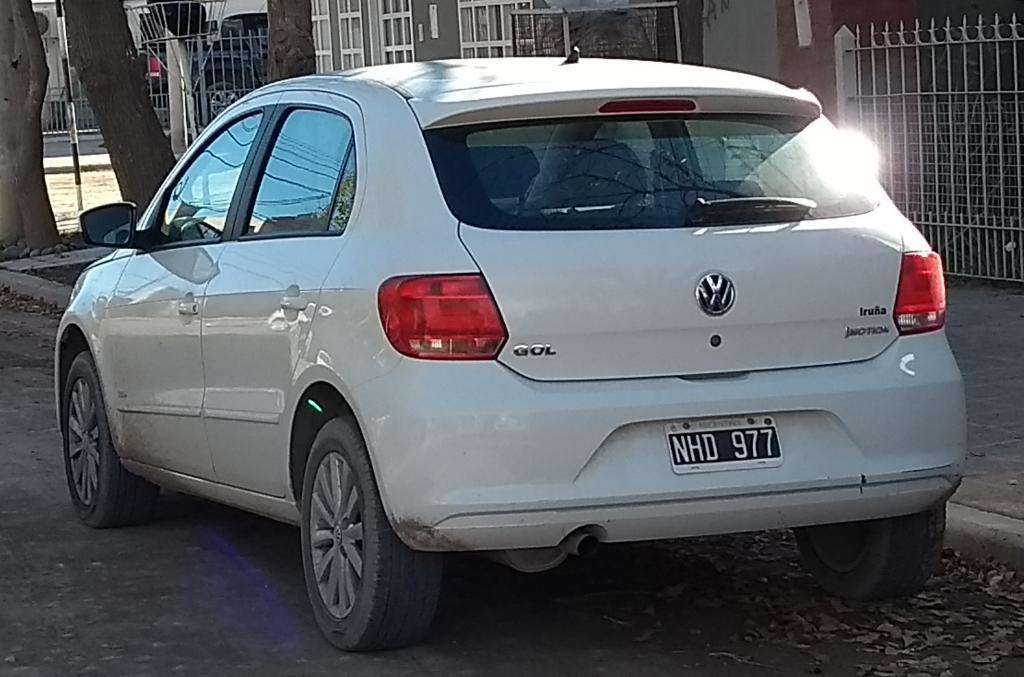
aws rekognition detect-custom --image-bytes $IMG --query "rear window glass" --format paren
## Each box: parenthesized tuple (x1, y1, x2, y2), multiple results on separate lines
(424, 114, 880, 230)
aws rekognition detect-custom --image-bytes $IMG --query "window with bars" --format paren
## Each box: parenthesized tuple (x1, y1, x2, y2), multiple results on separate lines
(337, 0, 365, 70)
(458, 0, 532, 58)
(311, 0, 334, 72)
(379, 0, 414, 64)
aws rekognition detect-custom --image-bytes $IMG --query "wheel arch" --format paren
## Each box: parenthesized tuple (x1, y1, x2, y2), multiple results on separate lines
(56, 323, 92, 433)
(288, 378, 374, 510)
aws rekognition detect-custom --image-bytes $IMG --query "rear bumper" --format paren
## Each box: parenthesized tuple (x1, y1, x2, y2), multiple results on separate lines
(351, 332, 966, 552)
(419, 472, 959, 551)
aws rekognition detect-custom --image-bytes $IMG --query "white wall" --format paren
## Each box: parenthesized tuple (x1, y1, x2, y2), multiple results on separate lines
(701, 0, 778, 80)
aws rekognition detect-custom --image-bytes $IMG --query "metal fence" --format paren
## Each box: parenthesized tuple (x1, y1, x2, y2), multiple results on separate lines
(837, 14, 1024, 282)
(43, 88, 96, 135)
(512, 2, 682, 62)
(42, 27, 266, 137)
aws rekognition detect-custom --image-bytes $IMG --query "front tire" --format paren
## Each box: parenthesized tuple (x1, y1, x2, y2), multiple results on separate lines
(794, 503, 946, 600)
(299, 416, 443, 651)
(61, 352, 159, 528)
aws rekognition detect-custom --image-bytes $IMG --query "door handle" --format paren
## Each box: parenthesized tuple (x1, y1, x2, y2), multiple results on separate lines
(177, 295, 199, 316)
(280, 290, 307, 311)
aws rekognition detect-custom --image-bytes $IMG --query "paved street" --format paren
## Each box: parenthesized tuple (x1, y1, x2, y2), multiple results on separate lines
(1, 287, 1022, 676)
(43, 134, 119, 232)
(43, 134, 108, 162)
(44, 171, 121, 233)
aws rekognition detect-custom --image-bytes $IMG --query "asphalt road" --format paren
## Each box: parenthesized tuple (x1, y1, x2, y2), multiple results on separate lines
(43, 134, 107, 161)
(1, 295, 1023, 676)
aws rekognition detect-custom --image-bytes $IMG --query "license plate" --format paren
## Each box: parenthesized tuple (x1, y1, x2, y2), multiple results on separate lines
(665, 416, 783, 474)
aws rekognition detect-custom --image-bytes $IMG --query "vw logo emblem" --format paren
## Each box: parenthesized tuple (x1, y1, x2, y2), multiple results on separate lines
(695, 272, 736, 316)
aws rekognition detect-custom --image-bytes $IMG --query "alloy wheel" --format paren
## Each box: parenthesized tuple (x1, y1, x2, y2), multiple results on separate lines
(309, 451, 364, 619)
(67, 378, 100, 506)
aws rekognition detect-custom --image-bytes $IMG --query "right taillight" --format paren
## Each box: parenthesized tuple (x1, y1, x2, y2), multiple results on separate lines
(894, 252, 946, 335)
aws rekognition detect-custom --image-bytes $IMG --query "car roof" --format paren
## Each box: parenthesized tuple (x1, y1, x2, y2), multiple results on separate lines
(269, 58, 822, 128)
(340, 57, 800, 100)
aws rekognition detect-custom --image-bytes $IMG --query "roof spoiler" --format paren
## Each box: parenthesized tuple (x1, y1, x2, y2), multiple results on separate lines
(418, 92, 822, 129)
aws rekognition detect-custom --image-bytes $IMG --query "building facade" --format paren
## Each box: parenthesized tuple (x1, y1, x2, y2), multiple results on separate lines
(311, 0, 549, 69)
(310, 0, 706, 69)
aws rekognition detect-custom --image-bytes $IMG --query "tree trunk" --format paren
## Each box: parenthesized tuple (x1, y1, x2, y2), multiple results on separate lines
(0, 0, 60, 249)
(267, 0, 316, 82)
(65, 0, 175, 209)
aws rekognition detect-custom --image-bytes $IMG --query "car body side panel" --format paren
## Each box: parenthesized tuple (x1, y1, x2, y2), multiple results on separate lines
(104, 244, 227, 478)
(201, 91, 366, 496)
(284, 85, 482, 509)
(55, 252, 133, 433)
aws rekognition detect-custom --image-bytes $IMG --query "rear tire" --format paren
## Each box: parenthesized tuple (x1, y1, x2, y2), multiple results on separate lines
(794, 503, 945, 601)
(61, 352, 159, 528)
(299, 416, 443, 651)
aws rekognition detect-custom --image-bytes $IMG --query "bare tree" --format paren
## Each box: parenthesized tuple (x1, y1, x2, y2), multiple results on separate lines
(0, 0, 60, 249)
(64, 0, 175, 209)
(267, 0, 316, 81)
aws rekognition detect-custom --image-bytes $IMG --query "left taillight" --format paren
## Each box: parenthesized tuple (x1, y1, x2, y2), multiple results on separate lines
(894, 251, 946, 335)
(377, 274, 508, 360)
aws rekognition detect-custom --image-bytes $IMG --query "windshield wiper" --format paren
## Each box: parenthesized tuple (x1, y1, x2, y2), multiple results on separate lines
(689, 197, 817, 226)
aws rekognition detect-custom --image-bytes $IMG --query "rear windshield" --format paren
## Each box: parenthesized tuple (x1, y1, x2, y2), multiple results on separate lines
(424, 114, 880, 230)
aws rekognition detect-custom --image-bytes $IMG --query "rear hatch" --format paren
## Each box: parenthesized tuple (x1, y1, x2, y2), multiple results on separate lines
(425, 109, 901, 381)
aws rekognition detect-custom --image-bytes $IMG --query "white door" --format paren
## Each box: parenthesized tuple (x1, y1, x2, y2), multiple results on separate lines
(202, 99, 359, 496)
(106, 112, 266, 478)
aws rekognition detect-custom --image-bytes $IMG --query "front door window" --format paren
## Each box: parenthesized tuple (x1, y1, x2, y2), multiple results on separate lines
(158, 113, 264, 245)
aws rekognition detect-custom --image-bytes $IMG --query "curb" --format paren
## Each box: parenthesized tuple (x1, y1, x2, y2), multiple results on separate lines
(45, 163, 113, 176)
(0, 269, 71, 309)
(946, 502, 1024, 572)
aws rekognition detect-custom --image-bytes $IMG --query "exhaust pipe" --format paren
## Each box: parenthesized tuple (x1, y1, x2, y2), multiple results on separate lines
(482, 528, 603, 573)
(560, 530, 600, 558)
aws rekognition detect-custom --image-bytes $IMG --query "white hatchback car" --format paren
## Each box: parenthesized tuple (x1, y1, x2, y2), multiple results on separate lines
(58, 58, 964, 650)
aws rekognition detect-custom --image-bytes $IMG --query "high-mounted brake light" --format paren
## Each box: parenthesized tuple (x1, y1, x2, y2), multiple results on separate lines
(598, 99, 698, 114)
(894, 252, 946, 335)
(378, 274, 508, 360)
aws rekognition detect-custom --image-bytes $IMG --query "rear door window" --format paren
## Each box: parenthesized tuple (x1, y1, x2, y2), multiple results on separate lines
(243, 108, 356, 238)
(424, 114, 880, 230)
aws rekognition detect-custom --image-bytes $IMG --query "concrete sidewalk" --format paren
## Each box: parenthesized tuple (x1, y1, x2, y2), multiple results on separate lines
(0, 247, 111, 307)
(941, 283, 1024, 568)
(43, 133, 111, 174)
(44, 153, 113, 175)
(944, 283, 1024, 521)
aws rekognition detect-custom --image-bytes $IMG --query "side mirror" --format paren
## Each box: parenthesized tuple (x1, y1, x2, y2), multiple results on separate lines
(79, 202, 137, 248)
